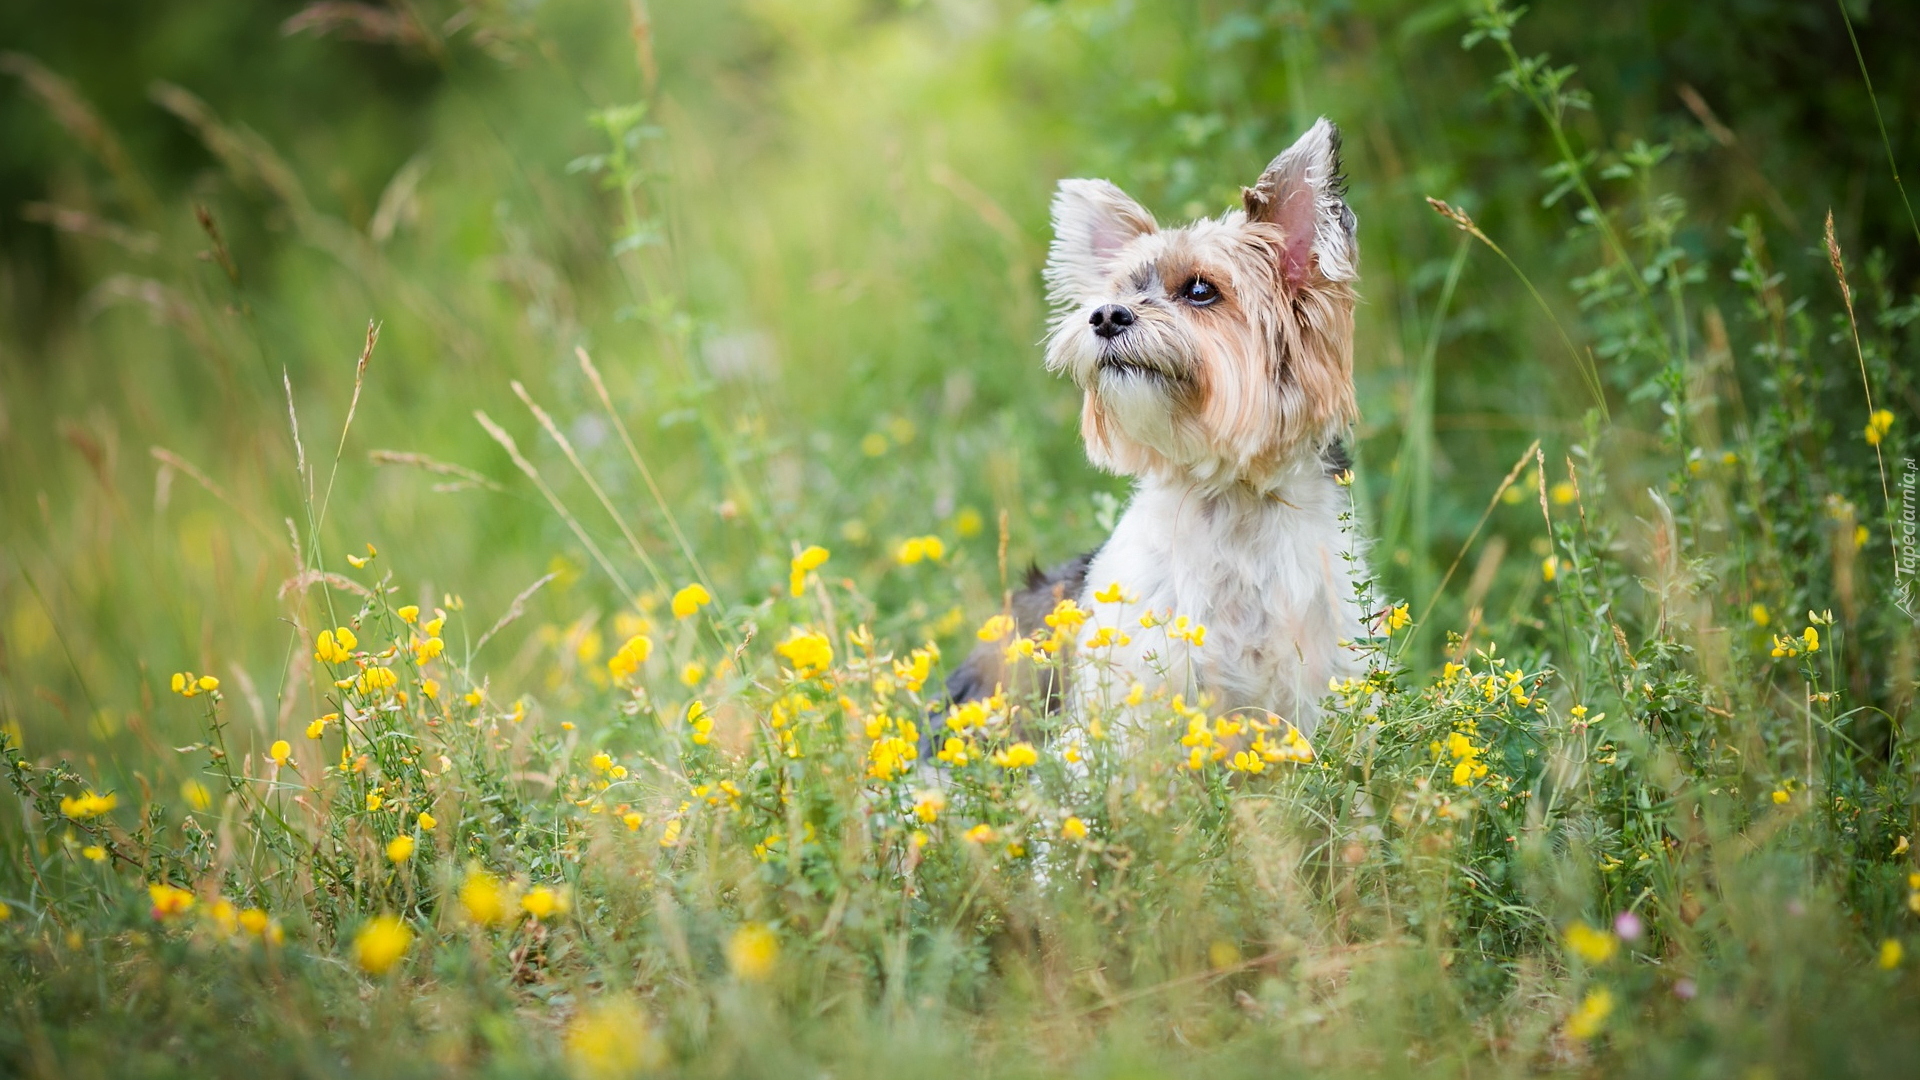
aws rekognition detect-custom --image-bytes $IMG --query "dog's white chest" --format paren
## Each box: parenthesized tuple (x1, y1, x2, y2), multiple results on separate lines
(1072, 472, 1363, 732)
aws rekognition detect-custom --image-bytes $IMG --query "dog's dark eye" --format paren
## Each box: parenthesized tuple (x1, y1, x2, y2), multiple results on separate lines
(1181, 278, 1220, 306)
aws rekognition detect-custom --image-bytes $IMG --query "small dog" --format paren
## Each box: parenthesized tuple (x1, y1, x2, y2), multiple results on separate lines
(949, 119, 1366, 736)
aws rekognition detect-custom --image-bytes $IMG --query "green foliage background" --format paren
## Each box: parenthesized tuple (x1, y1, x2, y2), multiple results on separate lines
(1, 1, 1918, 1077)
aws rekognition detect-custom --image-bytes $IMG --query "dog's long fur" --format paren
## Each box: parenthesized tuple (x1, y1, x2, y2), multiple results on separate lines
(949, 119, 1366, 735)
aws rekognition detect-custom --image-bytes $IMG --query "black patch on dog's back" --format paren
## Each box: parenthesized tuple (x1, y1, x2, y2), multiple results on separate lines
(944, 550, 1096, 709)
(1320, 438, 1352, 478)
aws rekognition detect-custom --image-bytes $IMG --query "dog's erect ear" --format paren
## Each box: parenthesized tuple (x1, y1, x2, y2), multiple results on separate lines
(1045, 179, 1157, 308)
(1242, 118, 1357, 286)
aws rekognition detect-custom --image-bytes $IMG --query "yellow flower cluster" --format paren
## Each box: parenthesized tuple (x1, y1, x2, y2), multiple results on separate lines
(207, 898, 284, 944)
(1433, 729, 1492, 787)
(864, 712, 920, 781)
(775, 629, 833, 677)
(726, 923, 779, 981)
(606, 634, 652, 681)
(458, 867, 515, 927)
(991, 741, 1038, 770)
(355, 665, 398, 696)
(353, 914, 413, 975)
(314, 625, 358, 664)
(895, 535, 946, 564)
(892, 643, 939, 693)
(789, 544, 830, 596)
(169, 671, 220, 697)
(60, 790, 118, 819)
(521, 884, 569, 921)
(1167, 615, 1207, 647)
(148, 882, 195, 920)
(686, 700, 714, 745)
(1864, 408, 1894, 446)
(1565, 987, 1613, 1040)
(671, 583, 712, 619)
(975, 614, 1015, 641)
(1563, 921, 1619, 964)
(1770, 625, 1820, 659)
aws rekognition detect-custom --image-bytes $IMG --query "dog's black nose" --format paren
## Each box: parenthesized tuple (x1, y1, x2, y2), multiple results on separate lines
(1090, 304, 1134, 339)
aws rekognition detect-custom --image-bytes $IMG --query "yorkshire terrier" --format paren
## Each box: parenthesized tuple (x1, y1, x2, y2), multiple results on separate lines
(949, 119, 1365, 736)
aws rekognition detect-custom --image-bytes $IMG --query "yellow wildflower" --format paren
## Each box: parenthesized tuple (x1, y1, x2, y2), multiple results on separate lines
(148, 882, 195, 920)
(1564, 921, 1619, 964)
(411, 635, 444, 662)
(1864, 409, 1894, 446)
(565, 998, 663, 1080)
(680, 661, 706, 686)
(356, 665, 398, 696)
(1750, 603, 1770, 627)
(181, 780, 211, 811)
(1168, 616, 1207, 646)
(1542, 556, 1558, 583)
(953, 506, 984, 537)
(789, 544, 830, 596)
(775, 629, 834, 677)
(1565, 988, 1613, 1040)
(521, 885, 569, 921)
(912, 790, 946, 823)
(305, 717, 327, 739)
(60, 791, 118, 819)
(1549, 480, 1577, 506)
(421, 678, 440, 700)
(352, 915, 413, 976)
(314, 626, 357, 665)
(418, 811, 437, 831)
(237, 908, 280, 943)
(397, 605, 419, 623)
(459, 867, 513, 927)
(1386, 604, 1412, 631)
(992, 742, 1038, 769)
(1879, 939, 1903, 969)
(670, 583, 712, 619)
(976, 614, 1016, 642)
(1061, 816, 1088, 841)
(895, 536, 946, 564)
(82, 844, 107, 862)
(607, 634, 653, 681)
(963, 823, 997, 844)
(727, 923, 779, 981)
(935, 737, 974, 767)
(386, 835, 416, 863)
(268, 740, 291, 767)
(367, 793, 384, 812)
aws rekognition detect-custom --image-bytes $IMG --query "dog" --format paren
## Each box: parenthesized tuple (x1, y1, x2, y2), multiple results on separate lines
(947, 118, 1366, 737)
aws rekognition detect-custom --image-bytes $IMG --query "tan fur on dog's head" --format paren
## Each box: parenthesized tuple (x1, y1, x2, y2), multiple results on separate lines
(1043, 119, 1358, 490)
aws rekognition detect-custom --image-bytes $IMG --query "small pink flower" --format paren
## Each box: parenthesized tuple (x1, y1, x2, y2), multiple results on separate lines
(1613, 911, 1643, 942)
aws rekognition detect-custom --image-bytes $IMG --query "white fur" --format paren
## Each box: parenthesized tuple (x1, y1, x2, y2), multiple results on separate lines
(1071, 457, 1364, 735)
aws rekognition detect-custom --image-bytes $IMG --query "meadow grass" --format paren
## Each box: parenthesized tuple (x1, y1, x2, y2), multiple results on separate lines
(2, 1, 1918, 1077)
